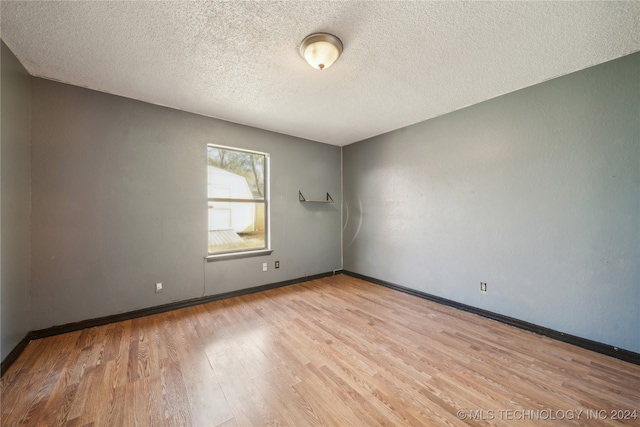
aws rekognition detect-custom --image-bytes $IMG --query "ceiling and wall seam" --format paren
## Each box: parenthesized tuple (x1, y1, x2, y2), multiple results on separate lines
(1, 1, 638, 146)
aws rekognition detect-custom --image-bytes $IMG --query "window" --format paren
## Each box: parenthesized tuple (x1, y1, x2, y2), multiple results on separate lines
(207, 145, 270, 259)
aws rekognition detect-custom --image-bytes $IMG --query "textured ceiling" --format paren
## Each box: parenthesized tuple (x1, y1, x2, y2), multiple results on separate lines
(2, 1, 639, 146)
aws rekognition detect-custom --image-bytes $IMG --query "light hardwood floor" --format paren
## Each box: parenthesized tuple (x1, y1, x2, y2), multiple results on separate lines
(2, 275, 639, 426)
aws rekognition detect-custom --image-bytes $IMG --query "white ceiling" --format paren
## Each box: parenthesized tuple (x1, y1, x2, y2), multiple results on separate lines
(2, 1, 639, 146)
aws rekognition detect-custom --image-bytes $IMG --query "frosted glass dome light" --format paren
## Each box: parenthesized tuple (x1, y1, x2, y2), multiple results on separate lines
(300, 33, 343, 70)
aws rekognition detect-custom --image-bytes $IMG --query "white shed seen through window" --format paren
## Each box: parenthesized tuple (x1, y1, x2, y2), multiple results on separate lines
(207, 145, 269, 257)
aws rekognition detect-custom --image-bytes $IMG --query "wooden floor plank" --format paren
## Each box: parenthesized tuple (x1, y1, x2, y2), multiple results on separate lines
(2, 275, 639, 426)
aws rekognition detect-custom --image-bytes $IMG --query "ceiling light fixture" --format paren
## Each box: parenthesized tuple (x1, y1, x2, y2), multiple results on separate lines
(299, 33, 343, 70)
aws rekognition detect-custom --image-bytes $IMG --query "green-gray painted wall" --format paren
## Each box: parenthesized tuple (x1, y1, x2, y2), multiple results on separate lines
(343, 52, 639, 353)
(28, 78, 342, 330)
(2, 41, 638, 361)
(1, 41, 32, 360)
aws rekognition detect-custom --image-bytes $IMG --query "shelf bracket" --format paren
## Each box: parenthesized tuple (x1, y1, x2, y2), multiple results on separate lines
(299, 191, 333, 203)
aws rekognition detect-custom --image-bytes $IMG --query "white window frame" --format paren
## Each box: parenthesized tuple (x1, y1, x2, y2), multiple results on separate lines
(206, 144, 272, 261)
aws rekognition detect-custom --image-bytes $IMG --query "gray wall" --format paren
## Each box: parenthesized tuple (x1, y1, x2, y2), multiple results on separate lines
(31, 78, 341, 330)
(3, 38, 636, 356)
(1, 41, 32, 360)
(343, 53, 640, 353)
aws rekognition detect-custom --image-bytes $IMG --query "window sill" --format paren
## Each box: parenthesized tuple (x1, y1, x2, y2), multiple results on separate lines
(206, 249, 273, 262)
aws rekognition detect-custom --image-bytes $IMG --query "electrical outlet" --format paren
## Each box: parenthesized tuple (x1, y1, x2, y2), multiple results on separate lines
(262, 262, 268, 272)
(156, 282, 163, 293)
(275, 261, 280, 269)
(480, 282, 487, 293)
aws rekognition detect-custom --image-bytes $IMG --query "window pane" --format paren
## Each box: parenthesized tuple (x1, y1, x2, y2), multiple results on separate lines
(207, 147, 265, 200)
(208, 201, 266, 253)
(207, 145, 269, 256)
